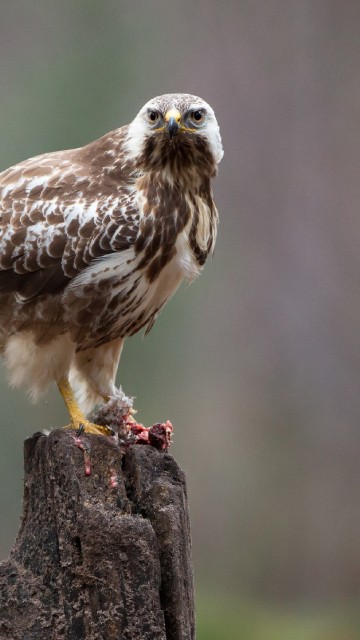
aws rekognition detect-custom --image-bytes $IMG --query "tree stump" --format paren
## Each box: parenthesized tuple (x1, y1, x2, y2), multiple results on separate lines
(0, 430, 195, 639)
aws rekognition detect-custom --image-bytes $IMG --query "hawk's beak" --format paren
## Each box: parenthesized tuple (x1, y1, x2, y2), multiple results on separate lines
(165, 109, 181, 140)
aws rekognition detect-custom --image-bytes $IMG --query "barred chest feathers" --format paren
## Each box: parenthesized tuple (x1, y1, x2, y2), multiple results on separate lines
(65, 175, 218, 348)
(134, 175, 218, 282)
(128, 182, 218, 338)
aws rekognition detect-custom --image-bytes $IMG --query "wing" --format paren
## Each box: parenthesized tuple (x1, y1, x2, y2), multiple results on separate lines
(0, 131, 140, 301)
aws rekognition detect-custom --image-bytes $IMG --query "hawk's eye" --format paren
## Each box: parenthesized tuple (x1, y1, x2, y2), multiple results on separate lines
(147, 110, 161, 125)
(188, 110, 205, 126)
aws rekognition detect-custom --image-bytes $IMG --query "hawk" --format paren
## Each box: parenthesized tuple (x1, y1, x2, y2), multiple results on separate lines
(0, 93, 223, 434)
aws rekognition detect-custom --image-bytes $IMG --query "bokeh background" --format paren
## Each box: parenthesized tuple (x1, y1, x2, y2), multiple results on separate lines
(1, 2, 360, 638)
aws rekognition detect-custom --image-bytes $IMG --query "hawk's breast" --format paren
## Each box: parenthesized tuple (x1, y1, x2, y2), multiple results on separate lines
(64, 183, 216, 351)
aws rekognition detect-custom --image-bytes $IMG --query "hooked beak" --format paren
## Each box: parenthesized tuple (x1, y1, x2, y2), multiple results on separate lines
(165, 109, 181, 140)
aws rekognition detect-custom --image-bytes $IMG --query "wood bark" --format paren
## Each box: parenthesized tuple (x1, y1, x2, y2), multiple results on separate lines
(0, 430, 195, 640)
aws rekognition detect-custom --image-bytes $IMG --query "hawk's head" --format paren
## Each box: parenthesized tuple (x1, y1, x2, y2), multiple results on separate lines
(124, 93, 223, 179)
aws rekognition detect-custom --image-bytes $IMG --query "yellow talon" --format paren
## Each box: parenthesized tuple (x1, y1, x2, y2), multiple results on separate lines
(57, 377, 113, 436)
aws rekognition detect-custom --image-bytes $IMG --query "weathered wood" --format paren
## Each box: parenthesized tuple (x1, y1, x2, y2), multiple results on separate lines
(0, 430, 195, 639)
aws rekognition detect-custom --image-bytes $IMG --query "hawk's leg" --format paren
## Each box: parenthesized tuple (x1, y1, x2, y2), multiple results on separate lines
(57, 377, 114, 436)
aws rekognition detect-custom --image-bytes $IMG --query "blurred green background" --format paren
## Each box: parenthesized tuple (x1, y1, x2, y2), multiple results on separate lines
(1, 2, 360, 638)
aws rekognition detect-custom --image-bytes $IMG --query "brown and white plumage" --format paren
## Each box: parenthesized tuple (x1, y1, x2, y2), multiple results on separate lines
(0, 93, 223, 420)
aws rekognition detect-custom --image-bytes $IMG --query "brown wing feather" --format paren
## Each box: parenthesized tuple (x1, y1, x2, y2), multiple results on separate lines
(0, 126, 141, 300)
(0, 265, 70, 299)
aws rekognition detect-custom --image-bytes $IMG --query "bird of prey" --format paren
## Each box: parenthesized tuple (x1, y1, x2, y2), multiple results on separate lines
(0, 93, 223, 434)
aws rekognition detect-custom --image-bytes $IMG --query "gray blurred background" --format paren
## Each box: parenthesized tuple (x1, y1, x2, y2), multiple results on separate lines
(1, 2, 360, 638)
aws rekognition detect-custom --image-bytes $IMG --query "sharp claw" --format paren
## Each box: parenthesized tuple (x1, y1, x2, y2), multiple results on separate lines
(76, 423, 86, 437)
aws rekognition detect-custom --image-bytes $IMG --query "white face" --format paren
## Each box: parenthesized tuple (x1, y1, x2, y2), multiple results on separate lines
(125, 93, 224, 165)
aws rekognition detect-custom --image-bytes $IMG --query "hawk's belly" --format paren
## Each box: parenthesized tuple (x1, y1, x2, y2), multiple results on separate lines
(65, 233, 199, 351)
